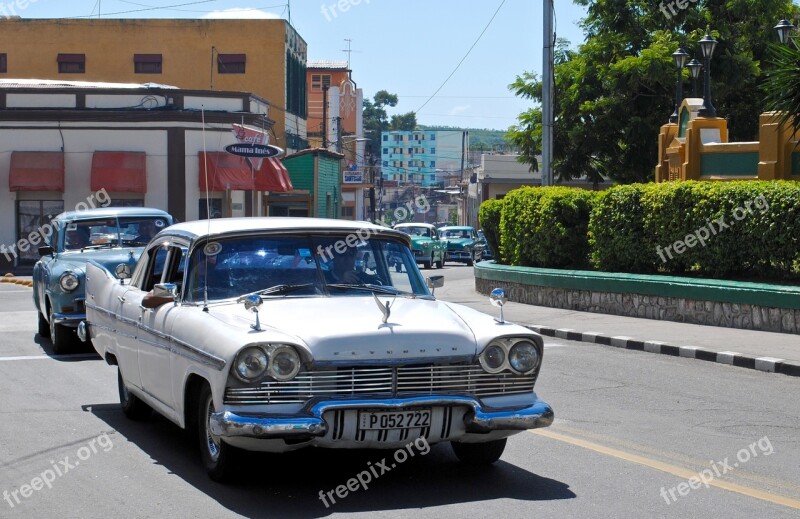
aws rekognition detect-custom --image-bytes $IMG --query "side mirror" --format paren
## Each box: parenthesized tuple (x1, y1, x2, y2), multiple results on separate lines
(38, 245, 54, 257)
(141, 283, 177, 309)
(426, 275, 444, 295)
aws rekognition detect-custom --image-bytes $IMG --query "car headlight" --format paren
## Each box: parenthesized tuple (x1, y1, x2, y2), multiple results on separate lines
(59, 272, 80, 292)
(509, 341, 540, 374)
(422, 242, 429, 248)
(479, 344, 506, 373)
(269, 345, 301, 381)
(233, 346, 269, 382)
(463, 243, 471, 250)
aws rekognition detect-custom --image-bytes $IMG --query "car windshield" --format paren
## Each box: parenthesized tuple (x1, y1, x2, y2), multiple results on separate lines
(184, 234, 429, 302)
(443, 229, 472, 239)
(63, 216, 169, 251)
(403, 226, 431, 238)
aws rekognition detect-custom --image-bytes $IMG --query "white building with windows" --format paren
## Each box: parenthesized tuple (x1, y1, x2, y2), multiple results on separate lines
(380, 130, 469, 188)
(0, 80, 293, 271)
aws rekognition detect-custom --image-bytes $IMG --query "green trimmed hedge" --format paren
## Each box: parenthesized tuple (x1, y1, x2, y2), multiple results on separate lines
(477, 198, 503, 262)
(479, 181, 800, 280)
(497, 186, 599, 269)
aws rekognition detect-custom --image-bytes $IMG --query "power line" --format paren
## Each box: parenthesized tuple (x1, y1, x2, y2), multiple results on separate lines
(70, 0, 220, 18)
(414, 0, 506, 115)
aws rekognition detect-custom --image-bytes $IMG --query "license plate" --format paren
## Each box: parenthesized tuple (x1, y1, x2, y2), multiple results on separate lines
(359, 409, 431, 430)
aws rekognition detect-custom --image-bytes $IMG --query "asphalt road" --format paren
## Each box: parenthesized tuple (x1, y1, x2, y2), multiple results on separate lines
(1, 267, 798, 519)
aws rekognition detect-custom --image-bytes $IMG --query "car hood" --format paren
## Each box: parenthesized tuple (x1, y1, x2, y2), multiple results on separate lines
(196, 296, 480, 363)
(56, 248, 143, 274)
(444, 238, 473, 247)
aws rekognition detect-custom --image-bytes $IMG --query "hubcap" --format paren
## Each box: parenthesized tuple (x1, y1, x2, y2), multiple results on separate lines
(204, 397, 220, 461)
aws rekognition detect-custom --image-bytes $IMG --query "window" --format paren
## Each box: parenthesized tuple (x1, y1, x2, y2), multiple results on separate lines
(341, 206, 354, 218)
(199, 198, 223, 219)
(382, 161, 388, 166)
(217, 54, 246, 74)
(311, 74, 331, 91)
(57, 54, 85, 74)
(430, 147, 436, 154)
(383, 135, 388, 141)
(430, 134, 436, 140)
(0, 53, 6, 73)
(430, 161, 436, 167)
(382, 148, 388, 154)
(16, 200, 64, 263)
(134, 54, 162, 74)
(285, 51, 307, 117)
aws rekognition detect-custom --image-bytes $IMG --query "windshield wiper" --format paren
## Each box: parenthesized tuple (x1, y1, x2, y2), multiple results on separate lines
(239, 283, 316, 299)
(77, 243, 115, 250)
(327, 283, 415, 297)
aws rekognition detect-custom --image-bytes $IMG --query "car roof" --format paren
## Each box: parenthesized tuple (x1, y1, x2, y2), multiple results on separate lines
(55, 207, 172, 221)
(440, 226, 474, 231)
(394, 222, 436, 229)
(161, 217, 410, 243)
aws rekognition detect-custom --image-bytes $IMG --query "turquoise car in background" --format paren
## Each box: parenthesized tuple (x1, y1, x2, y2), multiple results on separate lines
(440, 226, 486, 266)
(33, 207, 173, 353)
(393, 222, 446, 270)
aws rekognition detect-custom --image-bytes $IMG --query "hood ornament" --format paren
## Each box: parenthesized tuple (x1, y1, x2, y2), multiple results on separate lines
(372, 292, 393, 324)
(238, 294, 264, 331)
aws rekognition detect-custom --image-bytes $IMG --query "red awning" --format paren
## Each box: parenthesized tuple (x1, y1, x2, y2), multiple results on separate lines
(199, 152, 254, 191)
(255, 158, 293, 192)
(8, 151, 65, 191)
(91, 152, 147, 192)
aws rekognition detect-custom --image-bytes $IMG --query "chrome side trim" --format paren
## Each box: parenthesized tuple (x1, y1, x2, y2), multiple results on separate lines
(210, 394, 554, 439)
(85, 301, 226, 371)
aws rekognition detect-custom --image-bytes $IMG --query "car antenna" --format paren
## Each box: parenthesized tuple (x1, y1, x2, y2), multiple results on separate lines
(201, 106, 210, 312)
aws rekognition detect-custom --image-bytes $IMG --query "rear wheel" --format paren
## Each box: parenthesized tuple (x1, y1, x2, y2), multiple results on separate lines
(197, 384, 238, 482)
(118, 368, 151, 420)
(38, 311, 50, 338)
(451, 438, 507, 465)
(422, 260, 431, 270)
(48, 307, 71, 354)
(435, 252, 444, 269)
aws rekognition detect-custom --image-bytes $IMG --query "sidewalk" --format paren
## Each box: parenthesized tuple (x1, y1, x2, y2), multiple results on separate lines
(438, 277, 800, 378)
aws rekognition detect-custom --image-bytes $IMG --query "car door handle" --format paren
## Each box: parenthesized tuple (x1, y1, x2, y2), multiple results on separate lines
(117, 296, 126, 303)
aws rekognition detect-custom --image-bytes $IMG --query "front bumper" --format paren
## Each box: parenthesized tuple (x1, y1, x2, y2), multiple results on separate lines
(210, 394, 554, 440)
(446, 251, 473, 261)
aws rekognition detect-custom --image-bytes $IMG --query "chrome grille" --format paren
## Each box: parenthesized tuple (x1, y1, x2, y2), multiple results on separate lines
(224, 364, 535, 405)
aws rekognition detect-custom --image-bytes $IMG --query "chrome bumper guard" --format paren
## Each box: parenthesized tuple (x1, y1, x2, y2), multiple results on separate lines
(52, 312, 86, 326)
(209, 394, 553, 439)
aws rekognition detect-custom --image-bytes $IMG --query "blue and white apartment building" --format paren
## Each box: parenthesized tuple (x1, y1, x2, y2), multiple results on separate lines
(380, 130, 469, 187)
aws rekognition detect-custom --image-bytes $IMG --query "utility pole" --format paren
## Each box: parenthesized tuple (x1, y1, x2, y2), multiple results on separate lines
(322, 84, 329, 149)
(542, 0, 554, 186)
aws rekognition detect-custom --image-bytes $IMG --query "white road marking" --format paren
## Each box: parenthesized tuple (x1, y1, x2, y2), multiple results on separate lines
(0, 354, 98, 362)
(543, 342, 567, 349)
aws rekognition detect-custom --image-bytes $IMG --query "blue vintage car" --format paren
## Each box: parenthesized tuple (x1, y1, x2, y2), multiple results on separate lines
(33, 207, 173, 353)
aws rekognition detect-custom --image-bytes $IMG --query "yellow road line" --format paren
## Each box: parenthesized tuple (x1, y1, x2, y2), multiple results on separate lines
(531, 428, 800, 510)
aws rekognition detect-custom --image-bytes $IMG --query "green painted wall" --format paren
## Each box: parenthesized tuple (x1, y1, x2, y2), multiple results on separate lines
(282, 154, 315, 193)
(474, 262, 800, 310)
(700, 152, 758, 176)
(791, 152, 800, 176)
(317, 155, 340, 218)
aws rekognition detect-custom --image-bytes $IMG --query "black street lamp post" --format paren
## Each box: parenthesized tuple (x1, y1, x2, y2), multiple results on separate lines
(687, 58, 703, 98)
(697, 29, 718, 117)
(670, 47, 689, 123)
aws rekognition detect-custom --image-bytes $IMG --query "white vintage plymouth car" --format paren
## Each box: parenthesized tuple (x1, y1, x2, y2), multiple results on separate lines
(82, 218, 553, 481)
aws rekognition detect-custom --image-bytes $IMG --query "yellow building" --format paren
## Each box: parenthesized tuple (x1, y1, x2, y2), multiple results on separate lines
(0, 17, 308, 152)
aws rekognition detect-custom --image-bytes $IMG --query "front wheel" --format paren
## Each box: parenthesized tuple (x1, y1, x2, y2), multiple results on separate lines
(421, 260, 431, 270)
(197, 384, 238, 482)
(38, 311, 50, 338)
(49, 307, 71, 354)
(118, 369, 151, 420)
(451, 438, 507, 465)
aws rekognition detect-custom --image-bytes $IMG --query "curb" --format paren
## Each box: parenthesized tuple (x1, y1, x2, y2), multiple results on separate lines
(0, 276, 33, 287)
(525, 324, 800, 378)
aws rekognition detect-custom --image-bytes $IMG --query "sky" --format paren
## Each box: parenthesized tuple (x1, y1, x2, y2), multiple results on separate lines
(9, 0, 588, 131)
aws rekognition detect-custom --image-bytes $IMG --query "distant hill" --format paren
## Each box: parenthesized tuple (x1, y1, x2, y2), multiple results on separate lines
(417, 125, 517, 152)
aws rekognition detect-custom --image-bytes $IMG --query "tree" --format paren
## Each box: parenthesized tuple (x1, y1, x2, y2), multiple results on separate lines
(763, 41, 800, 136)
(362, 90, 416, 159)
(390, 112, 417, 131)
(507, 0, 797, 184)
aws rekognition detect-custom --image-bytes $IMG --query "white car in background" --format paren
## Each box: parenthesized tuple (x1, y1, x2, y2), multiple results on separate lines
(83, 217, 553, 482)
